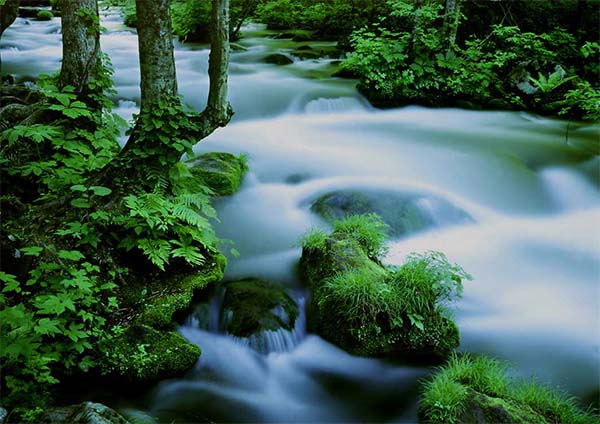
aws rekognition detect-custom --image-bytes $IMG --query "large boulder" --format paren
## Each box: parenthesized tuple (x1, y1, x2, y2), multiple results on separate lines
(189, 152, 248, 196)
(222, 278, 298, 338)
(311, 189, 472, 238)
(300, 214, 466, 358)
(419, 354, 598, 424)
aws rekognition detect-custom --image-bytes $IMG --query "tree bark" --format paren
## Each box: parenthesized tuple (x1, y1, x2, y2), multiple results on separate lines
(135, 0, 177, 111)
(201, 0, 233, 127)
(442, 0, 461, 50)
(58, 0, 101, 93)
(0, 0, 19, 37)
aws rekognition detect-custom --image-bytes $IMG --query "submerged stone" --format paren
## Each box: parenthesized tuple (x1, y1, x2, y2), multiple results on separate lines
(222, 278, 298, 338)
(189, 152, 248, 196)
(262, 53, 294, 66)
(311, 189, 472, 238)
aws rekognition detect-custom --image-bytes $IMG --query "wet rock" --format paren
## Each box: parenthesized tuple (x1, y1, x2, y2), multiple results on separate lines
(311, 189, 472, 238)
(285, 172, 311, 184)
(300, 215, 462, 358)
(99, 324, 200, 382)
(41, 402, 129, 424)
(222, 278, 298, 337)
(262, 53, 294, 66)
(189, 152, 248, 196)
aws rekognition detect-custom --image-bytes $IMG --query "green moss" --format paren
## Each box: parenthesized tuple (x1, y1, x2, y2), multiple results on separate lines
(420, 354, 599, 424)
(300, 215, 467, 358)
(222, 278, 298, 337)
(35, 10, 53, 21)
(137, 253, 226, 329)
(99, 325, 200, 382)
(189, 152, 248, 196)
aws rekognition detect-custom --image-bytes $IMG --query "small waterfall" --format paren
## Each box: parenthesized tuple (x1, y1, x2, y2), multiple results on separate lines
(540, 167, 600, 210)
(304, 97, 367, 114)
(184, 289, 307, 354)
(231, 296, 307, 354)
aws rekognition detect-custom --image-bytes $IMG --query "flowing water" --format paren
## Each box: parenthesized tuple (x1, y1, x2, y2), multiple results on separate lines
(2, 9, 599, 423)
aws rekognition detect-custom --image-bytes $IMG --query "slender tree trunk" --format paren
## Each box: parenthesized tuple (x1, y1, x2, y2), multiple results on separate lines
(205, 0, 232, 125)
(135, 0, 177, 111)
(442, 0, 461, 50)
(59, 0, 101, 93)
(408, 0, 424, 62)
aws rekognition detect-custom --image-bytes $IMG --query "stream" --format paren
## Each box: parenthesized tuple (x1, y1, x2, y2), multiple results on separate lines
(2, 8, 599, 423)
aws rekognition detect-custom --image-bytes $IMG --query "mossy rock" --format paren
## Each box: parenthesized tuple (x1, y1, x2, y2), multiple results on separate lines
(222, 278, 298, 337)
(189, 152, 248, 196)
(262, 53, 294, 66)
(136, 253, 227, 329)
(99, 324, 200, 382)
(311, 189, 472, 238)
(40, 402, 130, 424)
(419, 354, 599, 424)
(300, 217, 462, 358)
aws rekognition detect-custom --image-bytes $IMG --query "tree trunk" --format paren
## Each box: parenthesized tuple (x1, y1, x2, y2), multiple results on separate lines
(59, 0, 101, 93)
(442, 0, 461, 50)
(204, 0, 232, 125)
(135, 0, 177, 111)
(408, 0, 424, 62)
(0, 0, 19, 37)
(99, 0, 232, 188)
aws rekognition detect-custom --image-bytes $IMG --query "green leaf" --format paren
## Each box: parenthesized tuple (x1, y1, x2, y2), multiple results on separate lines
(70, 184, 87, 192)
(70, 198, 91, 209)
(89, 186, 112, 196)
(58, 250, 85, 261)
(20, 246, 43, 256)
(1, 272, 20, 293)
(35, 318, 62, 336)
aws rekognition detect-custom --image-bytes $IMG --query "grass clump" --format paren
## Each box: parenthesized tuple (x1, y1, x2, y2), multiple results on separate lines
(420, 354, 599, 424)
(333, 213, 389, 260)
(36, 10, 54, 21)
(300, 228, 328, 252)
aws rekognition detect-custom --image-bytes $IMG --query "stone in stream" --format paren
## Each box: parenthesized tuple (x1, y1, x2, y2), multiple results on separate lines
(300, 214, 463, 359)
(41, 402, 129, 424)
(189, 152, 248, 196)
(222, 278, 298, 338)
(310, 189, 473, 238)
(262, 53, 294, 66)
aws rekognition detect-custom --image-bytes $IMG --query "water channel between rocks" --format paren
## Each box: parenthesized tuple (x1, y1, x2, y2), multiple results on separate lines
(2, 8, 599, 423)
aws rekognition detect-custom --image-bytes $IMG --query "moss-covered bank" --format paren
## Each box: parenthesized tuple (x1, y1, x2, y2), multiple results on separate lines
(419, 354, 599, 424)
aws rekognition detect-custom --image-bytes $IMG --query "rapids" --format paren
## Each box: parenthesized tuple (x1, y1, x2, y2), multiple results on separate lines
(2, 8, 598, 423)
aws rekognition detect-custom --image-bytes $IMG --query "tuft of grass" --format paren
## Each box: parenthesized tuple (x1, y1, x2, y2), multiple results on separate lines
(300, 227, 328, 252)
(320, 266, 402, 326)
(420, 354, 599, 424)
(513, 379, 599, 424)
(36, 10, 54, 21)
(420, 372, 469, 424)
(390, 251, 471, 318)
(333, 213, 389, 260)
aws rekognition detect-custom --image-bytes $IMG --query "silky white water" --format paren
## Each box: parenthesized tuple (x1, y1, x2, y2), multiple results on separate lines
(2, 9, 599, 423)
